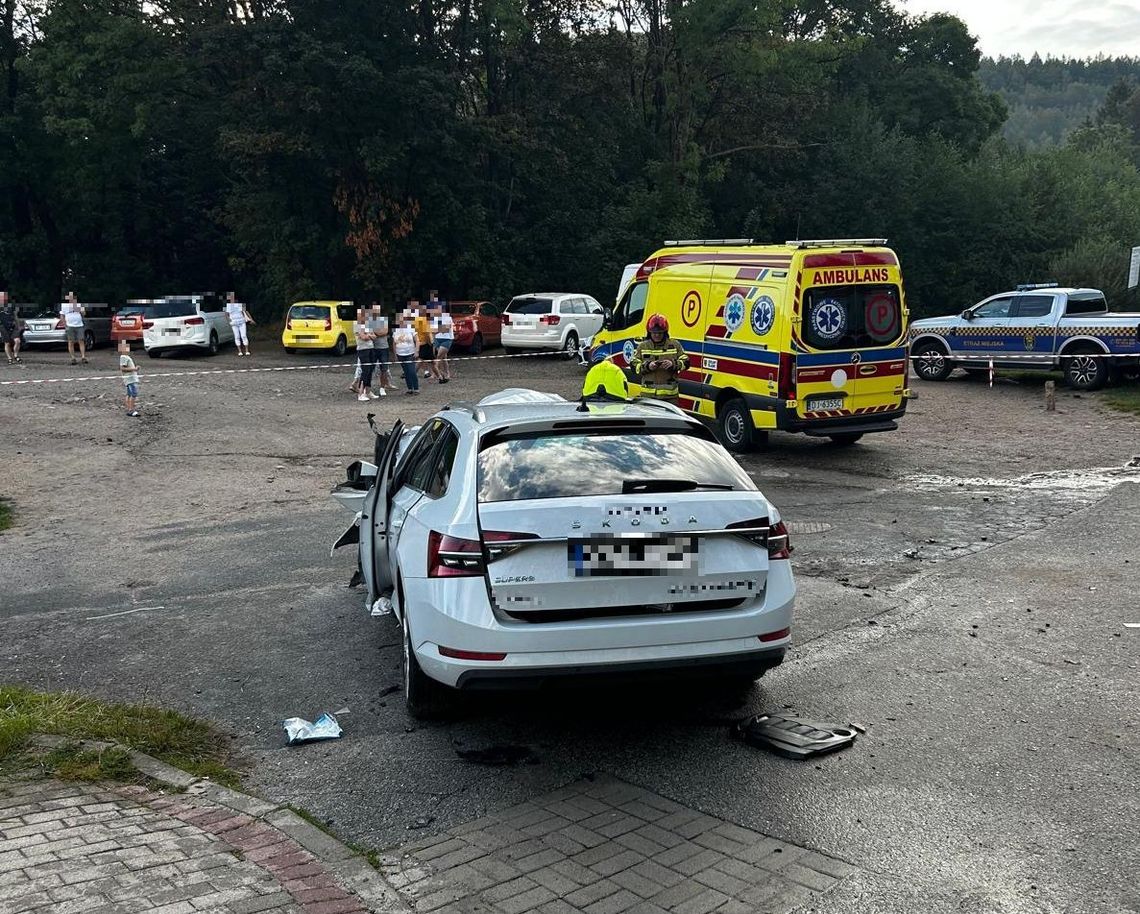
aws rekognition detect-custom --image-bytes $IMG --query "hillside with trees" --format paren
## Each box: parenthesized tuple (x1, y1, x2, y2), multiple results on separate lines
(979, 56, 1140, 148)
(3, 0, 1140, 319)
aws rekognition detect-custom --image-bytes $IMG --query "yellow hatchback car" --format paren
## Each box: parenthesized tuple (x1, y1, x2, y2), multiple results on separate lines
(282, 301, 358, 355)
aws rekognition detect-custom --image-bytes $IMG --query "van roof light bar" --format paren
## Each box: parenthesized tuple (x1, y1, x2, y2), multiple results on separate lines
(784, 238, 888, 248)
(1016, 282, 1059, 291)
(663, 238, 754, 247)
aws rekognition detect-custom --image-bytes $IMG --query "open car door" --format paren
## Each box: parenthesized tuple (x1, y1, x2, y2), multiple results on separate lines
(358, 419, 405, 609)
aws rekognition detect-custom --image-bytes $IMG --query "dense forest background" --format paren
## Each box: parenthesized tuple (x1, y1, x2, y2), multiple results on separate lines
(2, 0, 1140, 320)
(980, 56, 1140, 149)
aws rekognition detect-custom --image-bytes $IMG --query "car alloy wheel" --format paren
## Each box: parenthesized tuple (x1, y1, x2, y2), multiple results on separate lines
(1065, 352, 1106, 391)
(208, 331, 219, 355)
(563, 331, 579, 359)
(912, 343, 952, 381)
(83, 330, 95, 349)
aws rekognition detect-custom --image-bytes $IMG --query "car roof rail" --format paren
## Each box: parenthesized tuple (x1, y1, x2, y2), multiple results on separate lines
(663, 238, 753, 247)
(784, 238, 888, 248)
(443, 402, 486, 423)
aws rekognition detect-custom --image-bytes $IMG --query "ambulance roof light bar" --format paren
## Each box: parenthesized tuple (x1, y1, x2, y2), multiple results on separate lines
(1016, 282, 1059, 291)
(663, 238, 754, 247)
(784, 238, 888, 248)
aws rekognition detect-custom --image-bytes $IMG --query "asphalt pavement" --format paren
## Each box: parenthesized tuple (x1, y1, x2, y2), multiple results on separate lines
(1, 345, 1138, 913)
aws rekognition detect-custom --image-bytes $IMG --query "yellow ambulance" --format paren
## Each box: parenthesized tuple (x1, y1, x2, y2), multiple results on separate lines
(589, 238, 911, 450)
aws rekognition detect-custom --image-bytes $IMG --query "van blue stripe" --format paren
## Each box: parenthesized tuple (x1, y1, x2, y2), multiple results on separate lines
(797, 347, 907, 367)
(696, 340, 780, 365)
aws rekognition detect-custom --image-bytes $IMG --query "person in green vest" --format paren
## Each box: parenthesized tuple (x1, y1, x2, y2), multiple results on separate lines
(630, 313, 688, 402)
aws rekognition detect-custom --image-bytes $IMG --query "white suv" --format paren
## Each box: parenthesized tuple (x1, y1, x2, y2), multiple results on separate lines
(333, 390, 795, 718)
(143, 295, 234, 358)
(501, 293, 605, 357)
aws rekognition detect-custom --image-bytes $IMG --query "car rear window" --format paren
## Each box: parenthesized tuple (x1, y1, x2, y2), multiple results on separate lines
(477, 431, 755, 503)
(506, 297, 554, 315)
(289, 305, 331, 320)
(151, 299, 197, 319)
(118, 303, 153, 317)
(450, 303, 476, 315)
(1065, 295, 1108, 316)
(802, 285, 902, 350)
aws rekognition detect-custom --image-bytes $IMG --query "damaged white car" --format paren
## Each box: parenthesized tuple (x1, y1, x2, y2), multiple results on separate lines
(332, 390, 795, 717)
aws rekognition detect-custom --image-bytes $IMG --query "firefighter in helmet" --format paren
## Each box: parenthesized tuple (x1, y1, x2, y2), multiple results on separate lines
(631, 314, 688, 402)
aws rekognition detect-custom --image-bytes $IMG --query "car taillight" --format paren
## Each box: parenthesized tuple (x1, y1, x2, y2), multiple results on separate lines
(185, 316, 205, 326)
(767, 520, 792, 559)
(142, 321, 154, 329)
(501, 313, 510, 324)
(482, 530, 539, 563)
(286, 319, 293, 330)
(778, 351, 796, 401)
(539, 314, 560, 325)
(438, 646, 507, 661)
(725, 517, 793, 559)
(428, 531, 484, 577)
(324, 317, 332, 331)
(55, 318, 65, 329)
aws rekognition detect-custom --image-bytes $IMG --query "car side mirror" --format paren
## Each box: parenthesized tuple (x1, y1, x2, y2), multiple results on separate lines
(961, 310, 974, 320)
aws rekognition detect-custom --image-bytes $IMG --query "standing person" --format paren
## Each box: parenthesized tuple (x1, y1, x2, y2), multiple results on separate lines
(226, 292, 255, 356)
(432, 302, 453, 384)
(119, 338, 141, 417)
(630, 313, 689, 403)
(1, 292, 22, 365)
(412, 301, 436, 380)
(60, 292, 87, 365)
(368, 302, 395, 391)
(354, 308, 379, 401)
(392, 311, 420, 395)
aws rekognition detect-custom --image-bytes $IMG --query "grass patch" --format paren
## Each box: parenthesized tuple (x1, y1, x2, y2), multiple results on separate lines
(0, 685, 238, 786)
(1103, 384, 1140, 416)
(0, 499, 12, 533)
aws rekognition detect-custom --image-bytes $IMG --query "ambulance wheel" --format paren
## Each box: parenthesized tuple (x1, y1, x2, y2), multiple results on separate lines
(1063, 349, 1107, 391)
(911, 342, 952, 381)
(717, 397, 756, 453)
(828, 433, 863, 446)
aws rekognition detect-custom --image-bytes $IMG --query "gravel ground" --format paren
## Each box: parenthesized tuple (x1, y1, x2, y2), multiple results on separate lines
(2, 338, 1138, 914)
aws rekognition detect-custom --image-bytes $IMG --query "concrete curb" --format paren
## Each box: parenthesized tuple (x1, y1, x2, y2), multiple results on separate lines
(28, 734, 410, 913)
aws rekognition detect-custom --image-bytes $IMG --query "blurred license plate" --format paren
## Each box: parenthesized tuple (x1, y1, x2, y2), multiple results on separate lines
(164, 328, 180, 335)
(120, 319, 136, 327)
(808, 397, 844, 411)
(297, 335, 317, 341)
(568, 535, 698, 577)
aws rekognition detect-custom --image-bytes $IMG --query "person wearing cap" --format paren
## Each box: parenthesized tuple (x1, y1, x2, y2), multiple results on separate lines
(630, 313, 688, 402)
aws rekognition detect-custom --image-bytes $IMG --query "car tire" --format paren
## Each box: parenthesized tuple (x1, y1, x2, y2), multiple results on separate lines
(147, 350, 161, 359)
(83, 329, 95, 350)
(207, 331, 219, 356)
(717, 397, 756, 453)
(562, 331, 579, 360)
(911, 341, 953, 381)
(1063, 348, 1108, 391)
(284, 347, 295, 354)
(401, 604, 452, 721)
(828, 433, 863, 446)
(332, 335, 347, 357)
(470, 333, 484, 356)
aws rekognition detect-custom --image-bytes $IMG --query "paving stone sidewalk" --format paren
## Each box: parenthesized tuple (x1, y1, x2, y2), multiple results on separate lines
(0, 775, 402, 914)
(379, 775, 859, 914)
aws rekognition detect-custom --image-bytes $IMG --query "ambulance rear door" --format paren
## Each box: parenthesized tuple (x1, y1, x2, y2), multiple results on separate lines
(795, 254, 907, 420)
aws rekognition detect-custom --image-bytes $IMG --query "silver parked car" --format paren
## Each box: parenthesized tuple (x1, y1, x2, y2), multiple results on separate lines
(21, 302, 114, 349)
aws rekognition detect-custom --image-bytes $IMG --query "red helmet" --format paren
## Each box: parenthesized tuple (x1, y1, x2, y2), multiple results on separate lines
(647, 313, 669, 335)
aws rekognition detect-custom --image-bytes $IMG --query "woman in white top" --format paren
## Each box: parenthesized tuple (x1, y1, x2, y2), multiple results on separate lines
(392, 312, 420, 394)
(432, 304, 454, 384)
(225, 292, 255, 356)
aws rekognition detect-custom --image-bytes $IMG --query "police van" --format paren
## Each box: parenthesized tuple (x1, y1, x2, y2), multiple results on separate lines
(589, 239, 911, 450)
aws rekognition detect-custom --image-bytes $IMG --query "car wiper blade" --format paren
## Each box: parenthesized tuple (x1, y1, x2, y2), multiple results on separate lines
(621, 479, 734, 493)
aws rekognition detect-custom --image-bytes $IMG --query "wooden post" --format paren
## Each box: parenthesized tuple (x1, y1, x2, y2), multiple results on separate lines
(1045, 380, 1056, 412)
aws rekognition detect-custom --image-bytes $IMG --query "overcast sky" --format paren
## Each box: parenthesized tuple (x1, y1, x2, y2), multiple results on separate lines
(897, 0, 1140, 59)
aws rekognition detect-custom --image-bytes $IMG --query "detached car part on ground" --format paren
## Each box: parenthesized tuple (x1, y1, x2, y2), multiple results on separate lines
(909, 286, 1140, 391)
(332, 390, 795, 719)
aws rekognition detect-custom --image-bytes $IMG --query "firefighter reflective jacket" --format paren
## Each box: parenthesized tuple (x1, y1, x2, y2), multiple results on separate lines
(631, 337, 689, 398)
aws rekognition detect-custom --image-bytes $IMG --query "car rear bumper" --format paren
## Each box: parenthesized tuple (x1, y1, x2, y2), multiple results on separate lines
(21, 330, 66, 345)
(111, 328, 144, 341)
(502, 329, 564, 350)
(407, 563, 795, 689)
(281, 332, 346, 349)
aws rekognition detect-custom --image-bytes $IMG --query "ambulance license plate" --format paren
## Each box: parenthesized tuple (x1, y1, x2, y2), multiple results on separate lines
(808, 397, 844, 411)
(568, 535, 698, 577)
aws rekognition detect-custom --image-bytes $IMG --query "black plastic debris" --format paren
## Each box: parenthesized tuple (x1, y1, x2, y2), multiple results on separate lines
(730, 713, 857, 759)
(454, 743, 540, 767)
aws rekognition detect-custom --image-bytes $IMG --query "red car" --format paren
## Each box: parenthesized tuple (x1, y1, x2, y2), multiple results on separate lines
(449, 300, 502, 354)
(111, 300, 155, 342)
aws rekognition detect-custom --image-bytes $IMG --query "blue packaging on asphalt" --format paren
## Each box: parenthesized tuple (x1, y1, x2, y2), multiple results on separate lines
(283, 713, 343, 745)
